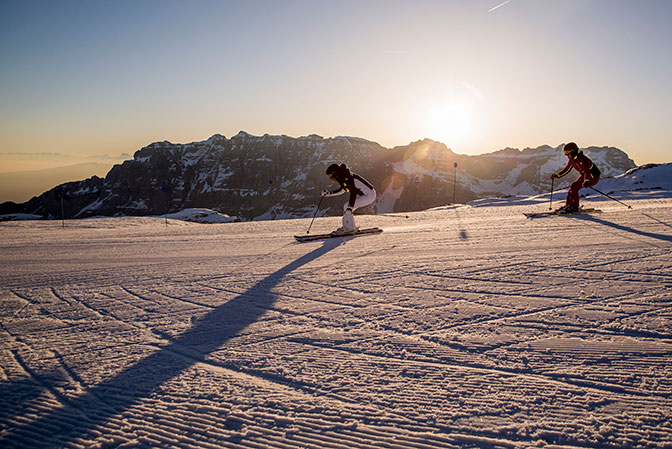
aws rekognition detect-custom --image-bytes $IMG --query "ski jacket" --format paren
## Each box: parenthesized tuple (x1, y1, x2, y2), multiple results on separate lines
(556, 150, 600, 181)
(326, 166, 375, 208)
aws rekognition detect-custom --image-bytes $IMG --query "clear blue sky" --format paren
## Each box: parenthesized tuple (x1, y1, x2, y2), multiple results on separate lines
(1, 0, 671, 167)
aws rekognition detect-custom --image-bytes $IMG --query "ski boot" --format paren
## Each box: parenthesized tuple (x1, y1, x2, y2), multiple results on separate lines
(332, 226, 358, 236)
(332, 208, 358, 235)
(555, 205, 579, 215)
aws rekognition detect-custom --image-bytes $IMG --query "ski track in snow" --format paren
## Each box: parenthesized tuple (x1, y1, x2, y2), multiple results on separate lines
(1, 197, 672, 448)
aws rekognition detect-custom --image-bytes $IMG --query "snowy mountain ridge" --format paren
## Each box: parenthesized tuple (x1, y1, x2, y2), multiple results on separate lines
(0, 132, 640, 220)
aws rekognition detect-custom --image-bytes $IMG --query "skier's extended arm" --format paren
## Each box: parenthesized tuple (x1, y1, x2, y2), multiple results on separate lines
(552, 160, 573, 179)
(322, 186, 346, 197)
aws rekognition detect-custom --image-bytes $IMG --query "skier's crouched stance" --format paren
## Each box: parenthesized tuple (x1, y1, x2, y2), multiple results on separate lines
(551, 142, 601, 214)
(322, 163, 376, 234)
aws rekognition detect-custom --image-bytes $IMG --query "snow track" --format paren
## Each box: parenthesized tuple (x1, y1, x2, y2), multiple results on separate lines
(1, 197, 671, 448)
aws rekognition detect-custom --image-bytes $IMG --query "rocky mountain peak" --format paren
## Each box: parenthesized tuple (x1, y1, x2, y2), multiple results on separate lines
(1, 133, 638, 221)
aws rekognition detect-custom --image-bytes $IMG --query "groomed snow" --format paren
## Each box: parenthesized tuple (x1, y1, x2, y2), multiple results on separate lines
(1, 193, 671, 448)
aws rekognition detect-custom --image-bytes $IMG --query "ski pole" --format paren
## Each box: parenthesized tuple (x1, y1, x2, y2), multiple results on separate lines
(589, 186, 632, 209)
(372, 213, 409, 219)
(549, 177, 554, 210)
(306, 195, 324, 234)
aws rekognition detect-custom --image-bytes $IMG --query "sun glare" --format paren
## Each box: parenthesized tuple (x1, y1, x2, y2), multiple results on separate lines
(427, 102, 473, 148)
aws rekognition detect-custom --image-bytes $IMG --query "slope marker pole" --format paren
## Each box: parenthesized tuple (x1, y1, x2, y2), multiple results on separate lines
(60, 195, 65, 228)
(453, 162, 458, 204)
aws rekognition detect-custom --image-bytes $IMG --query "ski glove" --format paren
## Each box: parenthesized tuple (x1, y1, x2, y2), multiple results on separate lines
(550, 173, 558, 180)
(321, 189, 330, 197)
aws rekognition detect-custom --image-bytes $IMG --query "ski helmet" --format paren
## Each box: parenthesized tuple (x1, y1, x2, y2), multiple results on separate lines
(326, 163, 346, 176)
(563, 142, 579, 155)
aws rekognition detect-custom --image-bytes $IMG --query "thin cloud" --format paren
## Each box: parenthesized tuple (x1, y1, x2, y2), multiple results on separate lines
(0, 152, 67, 157)
(488, 0, 511, 13)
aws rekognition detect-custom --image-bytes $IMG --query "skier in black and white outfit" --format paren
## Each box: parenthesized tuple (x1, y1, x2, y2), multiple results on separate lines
(322, 163, 376, 234)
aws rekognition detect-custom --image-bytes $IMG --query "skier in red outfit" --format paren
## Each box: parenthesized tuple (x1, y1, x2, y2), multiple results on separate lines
(550, 142, 600, 213)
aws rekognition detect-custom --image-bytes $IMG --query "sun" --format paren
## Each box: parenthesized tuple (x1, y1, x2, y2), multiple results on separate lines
(427, 101, 473, 148)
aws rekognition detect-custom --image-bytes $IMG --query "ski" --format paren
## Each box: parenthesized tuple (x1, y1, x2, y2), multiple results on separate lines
(295, 227, 383, 242)
(524, 208, 600, 219)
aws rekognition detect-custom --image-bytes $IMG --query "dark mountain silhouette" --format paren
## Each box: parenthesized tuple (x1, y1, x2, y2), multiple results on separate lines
(0, 132, 636, 220)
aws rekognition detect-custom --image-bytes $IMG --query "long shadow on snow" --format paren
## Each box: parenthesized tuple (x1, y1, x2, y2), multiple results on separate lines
(571, 214, 672, 243)
(0, 239, 340, 449)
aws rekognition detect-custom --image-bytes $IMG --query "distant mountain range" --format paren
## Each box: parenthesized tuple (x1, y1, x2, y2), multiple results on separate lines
(0, 163, 114, 203)
(0, 132, 638, 220)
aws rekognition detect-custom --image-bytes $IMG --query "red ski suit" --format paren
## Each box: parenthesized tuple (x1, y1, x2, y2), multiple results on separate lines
(555, 151, 600, 209)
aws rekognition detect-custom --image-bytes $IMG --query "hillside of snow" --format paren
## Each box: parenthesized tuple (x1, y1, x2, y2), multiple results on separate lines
(1, 183, 671, 448)
(598, 163, 672, 194)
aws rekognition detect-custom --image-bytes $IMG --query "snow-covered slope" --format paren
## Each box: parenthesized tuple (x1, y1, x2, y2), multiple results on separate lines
(1, 191, 671, 449)
(598, 163, 672, 194)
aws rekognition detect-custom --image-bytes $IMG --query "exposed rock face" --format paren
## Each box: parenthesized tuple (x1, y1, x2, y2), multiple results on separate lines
(1, 132, 636, 220)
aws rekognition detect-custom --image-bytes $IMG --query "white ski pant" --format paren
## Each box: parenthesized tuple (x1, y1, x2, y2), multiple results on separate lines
(343, 181, 376, 229)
